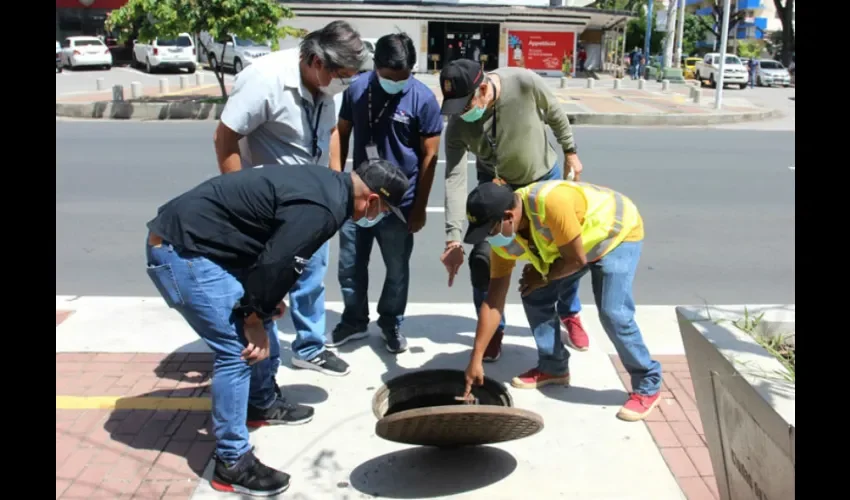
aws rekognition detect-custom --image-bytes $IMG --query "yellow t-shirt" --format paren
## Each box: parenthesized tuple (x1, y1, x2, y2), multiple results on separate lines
(490, 184, 643, 279)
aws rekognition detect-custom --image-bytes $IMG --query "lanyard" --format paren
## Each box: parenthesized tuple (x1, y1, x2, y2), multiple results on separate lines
(367, 81, 396, 143)
(308, 100, 325, 162)
(483, 78, 499, 177)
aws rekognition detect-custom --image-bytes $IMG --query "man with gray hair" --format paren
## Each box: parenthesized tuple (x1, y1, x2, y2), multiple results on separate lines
(213, 20, 369, 380)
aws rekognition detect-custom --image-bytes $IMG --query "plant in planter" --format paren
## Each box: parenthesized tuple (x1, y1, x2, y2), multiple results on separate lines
(676, 304, 795, 500)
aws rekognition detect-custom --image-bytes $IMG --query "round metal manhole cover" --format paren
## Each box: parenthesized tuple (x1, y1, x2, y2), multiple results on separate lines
(372, 369, 544, 447)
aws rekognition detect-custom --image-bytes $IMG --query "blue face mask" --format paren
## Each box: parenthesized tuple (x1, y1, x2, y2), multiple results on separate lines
(486, 220, 516, 247)
(460, 105, 485, 123)
(355, 201, 387, 228)
(379, 76, 408, 95)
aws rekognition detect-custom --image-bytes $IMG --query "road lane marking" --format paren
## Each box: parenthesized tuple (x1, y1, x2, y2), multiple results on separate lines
(56, 395, 211, 411)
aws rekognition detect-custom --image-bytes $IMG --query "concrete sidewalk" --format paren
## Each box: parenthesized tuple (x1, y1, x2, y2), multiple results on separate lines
(56, 295, 723, 499)
(56, 77, 778, 126)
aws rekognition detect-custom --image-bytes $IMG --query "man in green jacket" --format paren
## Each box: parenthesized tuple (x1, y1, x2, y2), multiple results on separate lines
(438, 59, 590, 363)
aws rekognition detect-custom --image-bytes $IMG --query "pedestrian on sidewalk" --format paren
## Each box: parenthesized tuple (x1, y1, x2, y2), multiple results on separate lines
(145, 160, 408, 496)
(460, 179, 664, 422)
(327, 32, 442, 354)
(213, 20, 370, 378)
(438, 59, 590, 364)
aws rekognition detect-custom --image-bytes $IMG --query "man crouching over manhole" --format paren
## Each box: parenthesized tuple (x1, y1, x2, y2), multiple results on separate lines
(144, 160, 408, 496)
(461, 179, 663, 421)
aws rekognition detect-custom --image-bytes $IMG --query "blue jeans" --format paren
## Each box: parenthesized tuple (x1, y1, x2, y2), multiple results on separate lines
(145, 240, 279, 462)
(521, 241, 662, 395)
(288, 241, 329, 361)
(473, 162, 582, 332)
(337, 215, 414, 331)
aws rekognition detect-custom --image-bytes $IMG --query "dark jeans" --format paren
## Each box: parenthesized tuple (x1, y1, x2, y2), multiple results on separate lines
(337, 215, 414, 331)
(471, 163, 582, 333)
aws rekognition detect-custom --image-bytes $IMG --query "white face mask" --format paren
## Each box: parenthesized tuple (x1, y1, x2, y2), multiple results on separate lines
(316, 69, 350, 95)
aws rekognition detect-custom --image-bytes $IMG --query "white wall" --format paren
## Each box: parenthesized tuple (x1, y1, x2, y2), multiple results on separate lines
(277, 17, 425, 70)
(501, 23, 581, 76)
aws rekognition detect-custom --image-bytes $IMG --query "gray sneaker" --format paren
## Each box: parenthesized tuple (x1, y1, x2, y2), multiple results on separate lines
(382, 326, 408, 354)
(291, 350, 351, 377)
(325, 323, 369, 348)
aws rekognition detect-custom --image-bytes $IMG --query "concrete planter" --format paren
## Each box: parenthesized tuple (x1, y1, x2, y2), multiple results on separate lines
(676, 305, 795, 500)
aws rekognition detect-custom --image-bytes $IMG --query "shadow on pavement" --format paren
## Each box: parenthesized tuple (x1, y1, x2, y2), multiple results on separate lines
(348, 446, 517, 499)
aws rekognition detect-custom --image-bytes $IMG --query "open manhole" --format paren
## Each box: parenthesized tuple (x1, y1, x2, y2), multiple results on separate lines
(372, 369, 544, 447)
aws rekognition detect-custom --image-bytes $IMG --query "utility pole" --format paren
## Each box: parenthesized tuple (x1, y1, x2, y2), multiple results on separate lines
(674, 0, 686, 67)
(714, 0, 732, 110)
(643, 0, 654, 62)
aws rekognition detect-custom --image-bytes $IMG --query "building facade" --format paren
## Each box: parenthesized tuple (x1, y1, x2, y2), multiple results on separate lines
(685, 0, 782, 49)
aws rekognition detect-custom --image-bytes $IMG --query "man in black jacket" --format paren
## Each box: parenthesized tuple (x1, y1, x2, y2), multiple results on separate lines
(144, 159, 407, 497)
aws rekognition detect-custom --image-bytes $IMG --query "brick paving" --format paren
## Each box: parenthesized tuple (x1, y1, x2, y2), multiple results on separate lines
(56, 352, 214, 499)
(610, 355, 720, 500)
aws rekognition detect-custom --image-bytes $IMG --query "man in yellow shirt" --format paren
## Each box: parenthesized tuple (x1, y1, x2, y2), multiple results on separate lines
(461, 180, 663, 421)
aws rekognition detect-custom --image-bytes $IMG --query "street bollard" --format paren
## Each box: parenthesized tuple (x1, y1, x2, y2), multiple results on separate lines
(159, 78, 169, 94)
(691, 86, 702, 104)
(180, 75, 189, 90)
(637, 78, 645, 90)
(661, 79, 670, 91)
(96, 78, 105, 91)
(195, 72, 204, 86)
(560, 77, 568, 89)
(613, 79, 621, 90)
(112, 85, 124, 102)
(130, 81, 143, 99)
(586, 78, 594, 89)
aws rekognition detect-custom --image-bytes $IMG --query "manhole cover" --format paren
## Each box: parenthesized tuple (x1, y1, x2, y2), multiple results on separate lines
(372, 369, 543, 447)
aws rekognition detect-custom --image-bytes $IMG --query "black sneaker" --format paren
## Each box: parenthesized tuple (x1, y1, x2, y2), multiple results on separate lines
(291, 350, 351, 376)
(382, 326, 408, 354)
(325, 323, 369, 347)
(246, 396, 314, 428)
(211, 449, 290, 497)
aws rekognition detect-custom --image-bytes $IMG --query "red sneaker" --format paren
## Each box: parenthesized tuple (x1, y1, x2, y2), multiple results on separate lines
(483, 329, 504, 362)
(560, 314, 590, 351)
(616, 392, 662, 421)
(510, 368, 570, 389)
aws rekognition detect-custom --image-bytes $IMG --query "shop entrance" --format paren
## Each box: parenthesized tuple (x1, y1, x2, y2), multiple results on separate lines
(426, 22, 500, 72)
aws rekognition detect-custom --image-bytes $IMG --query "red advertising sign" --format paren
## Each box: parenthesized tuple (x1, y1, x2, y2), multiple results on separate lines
(507, 31, 576, 74)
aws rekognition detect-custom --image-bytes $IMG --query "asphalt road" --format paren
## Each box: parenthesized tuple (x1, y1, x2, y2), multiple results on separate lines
(56, 120, 795, 305)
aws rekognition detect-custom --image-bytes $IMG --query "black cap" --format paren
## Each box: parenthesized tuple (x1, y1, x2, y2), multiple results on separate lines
(439, 59, 485, 115)
(354, 159, 409, 223)
(463, 182, 515, 245)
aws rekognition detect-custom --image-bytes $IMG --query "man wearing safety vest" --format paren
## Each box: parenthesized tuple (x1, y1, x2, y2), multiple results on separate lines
(461, 179, 663, 421)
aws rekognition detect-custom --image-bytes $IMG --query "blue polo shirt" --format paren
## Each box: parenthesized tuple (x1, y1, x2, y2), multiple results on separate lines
(339, 71, 443, 214)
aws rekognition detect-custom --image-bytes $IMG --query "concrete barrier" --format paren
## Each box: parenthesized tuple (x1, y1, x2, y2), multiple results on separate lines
(661, 79, 670, 91)
(180, 75, 189, 90)
(586, 79, 594, 89)
(638, 79, 645, 90)
(613, 79, 621, 90)
(96, 78, 105, 91)
(159, 78, 169, 94)
(691, 86, 702, 104)
(130, 82, 143, 99)
(195, 73, 204, 86)
(560, 77, 568, 89)
(112, 85, 124, 102)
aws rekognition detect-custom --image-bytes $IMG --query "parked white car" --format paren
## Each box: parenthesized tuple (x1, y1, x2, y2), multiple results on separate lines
(202, 34, 270, 74)
(694, 52, 748, 89)
(755, 59, 791, 87)
(133, 33, 197, 73)
(59, 36, 113, 70)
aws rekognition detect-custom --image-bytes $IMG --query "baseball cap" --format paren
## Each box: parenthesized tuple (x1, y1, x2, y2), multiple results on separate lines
(354, 159, 409, 223)
(463, 182, 516, 245)
(439, 59, 485, 115)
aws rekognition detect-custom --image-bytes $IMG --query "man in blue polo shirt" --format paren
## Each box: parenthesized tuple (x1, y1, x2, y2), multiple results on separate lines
(328, 32, 442, 355)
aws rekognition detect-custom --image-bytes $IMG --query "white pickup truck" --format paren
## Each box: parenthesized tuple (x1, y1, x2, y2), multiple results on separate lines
(132, 32, 197, 74)
(694, 52, 748, 89)
(199, 33, 271, 74)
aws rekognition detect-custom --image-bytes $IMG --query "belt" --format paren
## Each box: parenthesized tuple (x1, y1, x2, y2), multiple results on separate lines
(148, 232, 164, 247)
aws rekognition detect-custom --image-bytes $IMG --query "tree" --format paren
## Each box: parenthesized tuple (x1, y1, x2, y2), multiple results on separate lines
(106, 0, 303, 98)
(737, 40, 764, 59)
(624, 2, 665, 55)
(681, 14, 707, 57)
(694, 0, 747, 53)
(772, 0, 794, 66)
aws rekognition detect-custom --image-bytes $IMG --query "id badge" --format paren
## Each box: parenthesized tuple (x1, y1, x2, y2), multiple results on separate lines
(365, 143, 380, 160)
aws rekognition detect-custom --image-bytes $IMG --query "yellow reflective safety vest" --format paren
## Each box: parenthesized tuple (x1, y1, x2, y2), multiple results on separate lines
(491, 180, 641, 278)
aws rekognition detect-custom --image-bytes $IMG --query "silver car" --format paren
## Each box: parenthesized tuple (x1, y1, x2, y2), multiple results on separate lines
(756, 59, 792, 87)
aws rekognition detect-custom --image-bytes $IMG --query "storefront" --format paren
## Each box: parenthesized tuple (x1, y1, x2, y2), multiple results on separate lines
(282, 1, 632, 76)
(56, 0, 129, 41)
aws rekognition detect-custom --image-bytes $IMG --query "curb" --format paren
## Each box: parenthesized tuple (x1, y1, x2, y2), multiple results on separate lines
(56, 100, 780, 126)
